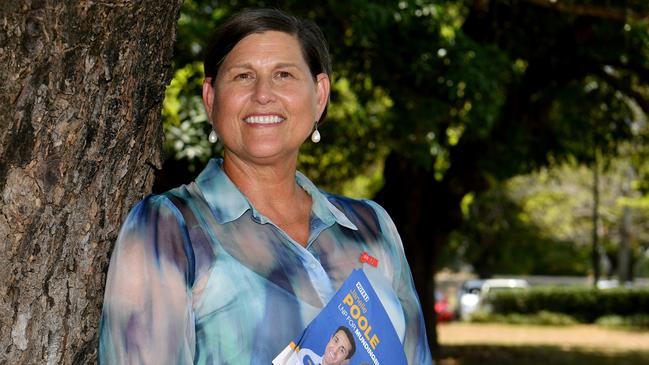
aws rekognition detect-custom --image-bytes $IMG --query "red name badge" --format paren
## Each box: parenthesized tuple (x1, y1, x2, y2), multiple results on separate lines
(359, 251, 378, 267)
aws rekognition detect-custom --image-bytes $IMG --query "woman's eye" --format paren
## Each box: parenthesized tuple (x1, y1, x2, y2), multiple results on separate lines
(275, 71, 292, 79)
(235, 73, 253, 80)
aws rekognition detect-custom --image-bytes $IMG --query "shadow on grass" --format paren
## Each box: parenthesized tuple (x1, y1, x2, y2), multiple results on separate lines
(437, 345, 649, 365)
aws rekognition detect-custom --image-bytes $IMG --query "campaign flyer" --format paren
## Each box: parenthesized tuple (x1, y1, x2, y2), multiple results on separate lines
(272, 269, 407, 365)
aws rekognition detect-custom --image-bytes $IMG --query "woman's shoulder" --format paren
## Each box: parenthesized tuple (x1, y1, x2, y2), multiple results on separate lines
(323, 191, 389, 216)
(121, 185, 195, 229)
(110, 187, 199, 289)
(322, 192, 395, 233)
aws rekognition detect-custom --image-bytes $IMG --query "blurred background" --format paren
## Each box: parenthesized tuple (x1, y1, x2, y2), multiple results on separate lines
(155, 1, 649, 364)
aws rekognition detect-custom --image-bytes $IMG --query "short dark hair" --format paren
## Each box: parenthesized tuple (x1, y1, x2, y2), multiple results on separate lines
(203, 8, 332, 123)
(334, 325, 356, 360)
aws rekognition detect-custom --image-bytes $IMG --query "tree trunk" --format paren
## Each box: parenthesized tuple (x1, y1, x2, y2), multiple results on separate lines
(375, 151, 478, 354)
(375, 153, 439, 351)
(618, 165, 634, 284)
(592, 152, 601, 286)
(0, 1, 182, 363)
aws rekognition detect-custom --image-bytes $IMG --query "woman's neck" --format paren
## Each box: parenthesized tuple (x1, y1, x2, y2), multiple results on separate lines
(222, 153, 312, 246)
(222, 153, 301, 205)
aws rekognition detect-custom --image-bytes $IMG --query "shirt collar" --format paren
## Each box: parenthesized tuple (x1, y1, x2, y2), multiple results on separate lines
(194, 158, 358, 231)
(295, 170, 357, 231)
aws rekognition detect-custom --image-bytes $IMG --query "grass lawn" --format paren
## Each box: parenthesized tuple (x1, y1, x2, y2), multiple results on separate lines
(437, 345, 649, 365)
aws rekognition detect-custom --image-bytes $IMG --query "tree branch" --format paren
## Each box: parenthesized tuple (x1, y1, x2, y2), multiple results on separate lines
(595, 68, 649, 115)
(521, 0, 649, 21)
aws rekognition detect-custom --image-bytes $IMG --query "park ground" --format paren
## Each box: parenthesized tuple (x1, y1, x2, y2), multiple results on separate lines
(436, 322, 649, 365)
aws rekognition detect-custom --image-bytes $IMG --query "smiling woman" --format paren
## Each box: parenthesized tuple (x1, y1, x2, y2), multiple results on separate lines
(203, 30, 329, 191)
(98, 8, 432, 365)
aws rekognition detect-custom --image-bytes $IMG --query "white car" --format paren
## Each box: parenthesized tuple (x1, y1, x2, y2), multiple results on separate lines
(457, 278, 529, 319)
(457, 279, 483, 320)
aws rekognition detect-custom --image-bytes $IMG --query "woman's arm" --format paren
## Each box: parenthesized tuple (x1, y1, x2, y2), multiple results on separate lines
(99, 196, 195, 364)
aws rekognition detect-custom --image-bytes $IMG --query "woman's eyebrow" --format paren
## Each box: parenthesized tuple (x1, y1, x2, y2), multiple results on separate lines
(223, 63, 253, 72)
(274, 62, 300, 69)
(225, 62, 301, 71)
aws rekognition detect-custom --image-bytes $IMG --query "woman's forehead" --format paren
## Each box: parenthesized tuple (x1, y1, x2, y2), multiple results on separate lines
(222, 31, 305, 66)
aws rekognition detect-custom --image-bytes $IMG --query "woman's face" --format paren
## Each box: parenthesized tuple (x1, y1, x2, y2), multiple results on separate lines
(203, 31, 330, 166)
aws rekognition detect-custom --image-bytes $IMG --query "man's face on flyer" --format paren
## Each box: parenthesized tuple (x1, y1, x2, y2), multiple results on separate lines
(322, 330, 352, 365)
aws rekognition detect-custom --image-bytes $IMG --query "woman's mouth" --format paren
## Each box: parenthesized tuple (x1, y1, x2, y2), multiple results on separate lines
(243, 115, 285, 124)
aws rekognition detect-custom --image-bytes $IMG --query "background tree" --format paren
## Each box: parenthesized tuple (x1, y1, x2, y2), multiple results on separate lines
(0, 1, 182, 363)
(446, 182, 591, 278)
(448, 147, 649, 281)
(378, 1, 649, 345)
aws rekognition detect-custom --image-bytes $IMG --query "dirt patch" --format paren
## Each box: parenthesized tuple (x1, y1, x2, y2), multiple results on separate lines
(438, 322, 649, 352)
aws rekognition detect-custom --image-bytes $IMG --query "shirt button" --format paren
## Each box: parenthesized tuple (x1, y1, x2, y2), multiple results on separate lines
(309, 262, 318, 269)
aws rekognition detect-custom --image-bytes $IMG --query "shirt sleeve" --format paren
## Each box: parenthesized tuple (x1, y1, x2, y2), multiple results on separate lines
(366, 200, 434, 365)
(99, 195, 196, 364)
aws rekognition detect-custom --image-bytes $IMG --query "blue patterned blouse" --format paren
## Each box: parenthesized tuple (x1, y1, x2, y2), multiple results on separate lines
(99, 158, 432, 365)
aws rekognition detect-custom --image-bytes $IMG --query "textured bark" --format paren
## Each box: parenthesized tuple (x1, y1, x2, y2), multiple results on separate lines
(0, 1, 182, 363)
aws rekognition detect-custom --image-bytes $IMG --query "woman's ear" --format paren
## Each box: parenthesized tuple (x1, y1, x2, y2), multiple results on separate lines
(314, 73, 330, 121)
(202, 77, 215, 116)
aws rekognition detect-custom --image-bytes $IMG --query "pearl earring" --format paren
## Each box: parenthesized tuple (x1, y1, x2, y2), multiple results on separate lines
(311, 121, 321, 143)
(208, 130, 218, 143)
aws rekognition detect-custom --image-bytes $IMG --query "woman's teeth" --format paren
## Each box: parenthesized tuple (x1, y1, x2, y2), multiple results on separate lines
(244, 115, 284, 124)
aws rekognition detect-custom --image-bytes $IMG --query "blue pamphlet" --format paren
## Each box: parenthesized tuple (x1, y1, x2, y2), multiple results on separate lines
(273, 269, 407, 365)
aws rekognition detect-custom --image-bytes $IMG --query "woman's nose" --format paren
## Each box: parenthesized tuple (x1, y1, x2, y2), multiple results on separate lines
(251, 77, 276, 104)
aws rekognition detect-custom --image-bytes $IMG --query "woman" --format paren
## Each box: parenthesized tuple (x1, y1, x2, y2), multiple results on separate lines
(99, 8, 432, 365)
